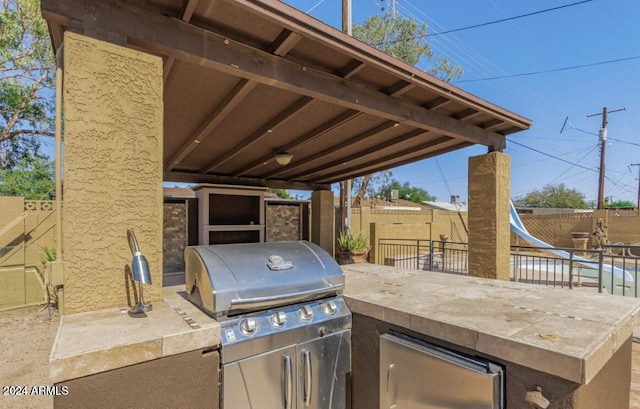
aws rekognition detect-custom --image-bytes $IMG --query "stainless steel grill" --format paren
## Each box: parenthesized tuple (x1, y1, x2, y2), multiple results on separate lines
(185, 241, 351, 409)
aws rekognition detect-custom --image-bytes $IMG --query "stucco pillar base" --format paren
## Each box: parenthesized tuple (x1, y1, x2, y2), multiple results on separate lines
(311, 190, 335, 256)
(468, 152, 511, 280)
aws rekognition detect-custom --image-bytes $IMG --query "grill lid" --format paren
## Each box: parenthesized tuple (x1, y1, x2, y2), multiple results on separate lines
(185, 241, 344, 318)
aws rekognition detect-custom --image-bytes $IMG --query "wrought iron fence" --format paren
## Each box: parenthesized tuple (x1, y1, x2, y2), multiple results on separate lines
(377, 239, 468, 275)
(376, 239, 640, 297)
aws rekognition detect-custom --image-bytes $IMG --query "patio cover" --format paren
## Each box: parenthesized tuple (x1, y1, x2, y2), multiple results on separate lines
(42, 0, 531, 191)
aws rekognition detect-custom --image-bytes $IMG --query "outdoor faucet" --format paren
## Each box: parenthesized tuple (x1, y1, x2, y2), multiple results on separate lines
(127, 229, 152, 315)
(525, 386, 550, 409)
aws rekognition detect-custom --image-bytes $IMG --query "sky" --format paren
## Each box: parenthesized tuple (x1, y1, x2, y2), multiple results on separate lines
(280, 0, 640, 205)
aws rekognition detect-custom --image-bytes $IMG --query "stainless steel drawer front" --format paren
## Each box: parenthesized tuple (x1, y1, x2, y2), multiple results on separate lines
(380, 333, 504, 409)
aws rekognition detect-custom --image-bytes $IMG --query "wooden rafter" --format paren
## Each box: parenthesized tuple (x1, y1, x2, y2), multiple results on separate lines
(265, 120, 398, 179)
(287, 129, 427, 180)
(233, 109, 361, 176)
(201, 96, 314, 173)
(316, 138, 467, 183)
(166, 78, 257, 170)
(270, 29, 302, 56)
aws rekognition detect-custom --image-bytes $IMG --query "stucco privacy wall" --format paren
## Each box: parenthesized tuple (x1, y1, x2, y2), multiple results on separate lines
(516, 209, 640, 249)
(62, 33, 163, 313)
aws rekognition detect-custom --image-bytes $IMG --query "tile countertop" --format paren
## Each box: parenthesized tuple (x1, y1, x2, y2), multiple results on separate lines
(49, 286, 220, 384)
(342, 263, 640, 385)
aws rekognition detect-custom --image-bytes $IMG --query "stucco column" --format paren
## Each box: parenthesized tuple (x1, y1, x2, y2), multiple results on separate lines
(61, 33, 163, 313)
(311, 190, 335, 256)
(468, 152, 511, 280)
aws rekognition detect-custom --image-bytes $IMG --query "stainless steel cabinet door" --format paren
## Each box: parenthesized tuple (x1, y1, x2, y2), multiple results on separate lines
(297, 330, 351, 409)
(380, 334, 503, 409)
(223, 345, 297, 409)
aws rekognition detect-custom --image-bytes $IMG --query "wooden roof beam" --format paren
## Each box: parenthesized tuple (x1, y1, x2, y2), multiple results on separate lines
(41, 0, 506, 150)
(164, 170, 330, 191)
(164, 0, 199, 82)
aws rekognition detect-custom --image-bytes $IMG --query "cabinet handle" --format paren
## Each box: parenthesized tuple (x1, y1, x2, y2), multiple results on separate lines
(303, 350, 312, 407)
(387, 363, 397, 409)
(284, 355, 293, 409)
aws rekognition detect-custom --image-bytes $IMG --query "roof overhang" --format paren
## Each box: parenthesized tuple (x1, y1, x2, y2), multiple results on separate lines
(42, 0, 531, 191)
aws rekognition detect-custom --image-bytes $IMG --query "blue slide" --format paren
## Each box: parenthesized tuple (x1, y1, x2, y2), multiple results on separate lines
(509, 201, 634, 295)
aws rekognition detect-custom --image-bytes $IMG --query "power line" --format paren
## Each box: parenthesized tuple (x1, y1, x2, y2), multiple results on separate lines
(378, 0, 593, 45)
(454, 55, 640, 83)
(546, 144, 599, 185)
(425, 0, 593, 37)
(509, 140, 597, 173)
(610, 137, 640, 148)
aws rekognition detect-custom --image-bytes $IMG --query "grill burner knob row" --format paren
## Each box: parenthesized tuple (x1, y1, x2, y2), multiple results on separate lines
(321, 301, 338, 316)
(271, 311, 287, 327)
(239, 318, 257, 336)
(298, 305, 314, 321)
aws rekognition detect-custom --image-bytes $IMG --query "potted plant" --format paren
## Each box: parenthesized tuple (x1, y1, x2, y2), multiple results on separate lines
(336, 231, 369, 264)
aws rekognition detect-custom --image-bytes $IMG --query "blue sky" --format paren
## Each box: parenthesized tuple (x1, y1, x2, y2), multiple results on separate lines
(282, 0, 640, 204)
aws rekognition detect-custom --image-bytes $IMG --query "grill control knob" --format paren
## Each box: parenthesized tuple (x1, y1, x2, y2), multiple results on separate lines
(271, 311, 287, 327)
(239, 318, 257, 336)
(321, 301, 338, 316)
(298, 305, 314, 321)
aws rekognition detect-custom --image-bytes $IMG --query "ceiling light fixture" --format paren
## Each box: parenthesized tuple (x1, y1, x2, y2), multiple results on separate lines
(275, 153, 293, 166)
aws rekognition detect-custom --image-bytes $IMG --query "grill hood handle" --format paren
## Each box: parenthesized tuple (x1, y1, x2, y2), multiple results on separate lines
(230, 283, 343, 311)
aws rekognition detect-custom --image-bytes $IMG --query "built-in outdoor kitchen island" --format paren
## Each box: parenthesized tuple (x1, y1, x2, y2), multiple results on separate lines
(343, 264, 640, 409)
(50, 261, 640, 409)
(39, 1, 638, 407)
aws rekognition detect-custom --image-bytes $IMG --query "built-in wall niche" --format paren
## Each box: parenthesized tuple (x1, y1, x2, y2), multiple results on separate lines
(208, 230, 261, 244)
(194, 184, 266, 245)
(208, 194, 261, 226)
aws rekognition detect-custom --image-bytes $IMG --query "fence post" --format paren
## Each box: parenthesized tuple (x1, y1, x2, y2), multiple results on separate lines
(415, 239, 420, 270)
(429, 240, 434, 271)
(568, 250, 574, 289)
(441, 241, 446, 272)
(598, 250, 604, 294)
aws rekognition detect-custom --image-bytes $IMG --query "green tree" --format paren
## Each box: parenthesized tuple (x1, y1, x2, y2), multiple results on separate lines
(377, 179, 436, 204)
(512, 184, 589, 209)
(0, 155, 54, 199)
(352, 10, 463, 81)
(348, 11, 462, 199)
(267, 188, 292, 199)
(351, 170, 392, 207)
(1, 0, 55, 169)
(605, 200, 636, 209)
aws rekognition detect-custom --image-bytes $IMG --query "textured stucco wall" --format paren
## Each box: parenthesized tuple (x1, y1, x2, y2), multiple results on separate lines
(311, 190, 335, 255)
(468, 152, 511, 280)
(62, 33, 163, 313)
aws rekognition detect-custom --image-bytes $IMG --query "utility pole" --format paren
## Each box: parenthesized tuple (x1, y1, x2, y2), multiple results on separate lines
(339, 0, 352, 233)
(631, 163, 640, 209)
(587, 107, 626, 210)
(342, 0, 352, 37)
